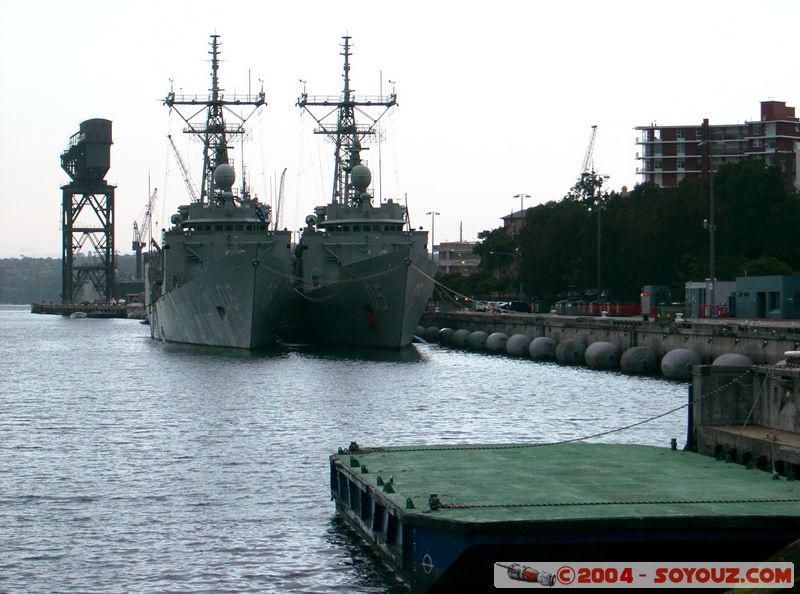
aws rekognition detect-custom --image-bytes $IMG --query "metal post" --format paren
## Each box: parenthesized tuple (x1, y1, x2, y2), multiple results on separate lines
(597, 206, 602, 299)
(594, 176, 608, 300)
(513, 194, 530, 301)
(709, 173, 716, 315)
(513, 193, 531, 233)
(426, 211, 440, 258)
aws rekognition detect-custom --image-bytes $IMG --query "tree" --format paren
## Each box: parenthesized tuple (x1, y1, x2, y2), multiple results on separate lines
(473, 227, 516, 272)
(737, 256, 793, 277)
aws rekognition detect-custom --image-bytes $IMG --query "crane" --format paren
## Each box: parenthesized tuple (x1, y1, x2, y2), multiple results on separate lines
(132, 185, 158, 280)
(167, 134, 199, 202)
(274, 167, 287, 230)
(580, 124, 598, 178)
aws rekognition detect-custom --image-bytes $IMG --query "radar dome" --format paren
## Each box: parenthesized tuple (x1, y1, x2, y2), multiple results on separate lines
(214, 164, 235, 190)
(351, 164, 371, 192)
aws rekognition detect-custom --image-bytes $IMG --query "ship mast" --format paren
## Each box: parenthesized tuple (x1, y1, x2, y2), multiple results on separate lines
(164, 35, 265, 206)
(297, 36, 396, 207)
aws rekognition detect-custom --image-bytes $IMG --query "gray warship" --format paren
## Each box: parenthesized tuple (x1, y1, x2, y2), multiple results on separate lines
(293, 37, 435, 348)
(146, 35, 293, 348)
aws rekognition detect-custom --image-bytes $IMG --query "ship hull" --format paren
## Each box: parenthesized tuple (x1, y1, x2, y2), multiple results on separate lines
(297, 248, 435, 348)
(148, 248, 294, 349)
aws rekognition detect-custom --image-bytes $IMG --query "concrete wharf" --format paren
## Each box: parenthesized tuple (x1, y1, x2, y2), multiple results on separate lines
(421, 311, 800, 365)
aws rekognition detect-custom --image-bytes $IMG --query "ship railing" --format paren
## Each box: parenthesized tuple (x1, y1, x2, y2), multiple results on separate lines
(183, 123, 246, 135)
(313, 123, 375, 135)
(168, 92, 265, 105)
(300, 94, 396, 106)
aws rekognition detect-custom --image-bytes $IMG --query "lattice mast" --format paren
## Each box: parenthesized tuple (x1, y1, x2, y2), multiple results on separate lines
(164, 35, 265, 205)
(297, 36, 396, 207)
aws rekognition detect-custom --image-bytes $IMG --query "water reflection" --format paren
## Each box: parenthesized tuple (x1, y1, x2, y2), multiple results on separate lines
(159, 341, 292, 361)
(325, 516, 409, 594)
(291, 344, 427, 364)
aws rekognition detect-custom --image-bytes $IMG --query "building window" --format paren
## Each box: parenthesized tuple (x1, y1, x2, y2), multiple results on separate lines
(654, 160, 662, 169)
(677, 129, 684, 139)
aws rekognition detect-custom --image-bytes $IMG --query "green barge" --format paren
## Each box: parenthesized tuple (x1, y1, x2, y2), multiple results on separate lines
(330, 441, 800, 592)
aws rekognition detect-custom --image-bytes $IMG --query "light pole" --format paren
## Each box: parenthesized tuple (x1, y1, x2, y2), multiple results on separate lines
(699, 138, 716, 316)
(513, 193, 531, 233)
(703, 174, 716, 315)
(512, 194, 530, 299)
(590, 176, 609, 299)
(426, 211, 440, 258)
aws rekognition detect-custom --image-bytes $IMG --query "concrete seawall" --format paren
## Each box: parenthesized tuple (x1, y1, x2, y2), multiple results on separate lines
(420, 311, 800, 365)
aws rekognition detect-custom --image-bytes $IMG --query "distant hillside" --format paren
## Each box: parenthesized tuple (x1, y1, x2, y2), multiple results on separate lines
(0, 254, 138, 304)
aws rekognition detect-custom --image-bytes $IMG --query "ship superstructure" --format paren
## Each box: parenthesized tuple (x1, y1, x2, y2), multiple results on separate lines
(146, 35, 293, 348)
(293, 37, 435, 347)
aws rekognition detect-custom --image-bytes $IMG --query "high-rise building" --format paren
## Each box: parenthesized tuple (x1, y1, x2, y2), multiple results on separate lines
(635, 100, 800, 188)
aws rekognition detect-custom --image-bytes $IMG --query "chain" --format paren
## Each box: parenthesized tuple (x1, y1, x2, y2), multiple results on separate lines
(438, 496, 800, 510)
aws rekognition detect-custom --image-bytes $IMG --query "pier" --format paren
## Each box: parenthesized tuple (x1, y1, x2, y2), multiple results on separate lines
(692, 362, 800, 473)
(31, 302, 130, 318)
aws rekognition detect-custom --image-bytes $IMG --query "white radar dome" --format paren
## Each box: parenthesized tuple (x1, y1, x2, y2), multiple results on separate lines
(351, 164, 371, 192)
(214, 164, 236, 190)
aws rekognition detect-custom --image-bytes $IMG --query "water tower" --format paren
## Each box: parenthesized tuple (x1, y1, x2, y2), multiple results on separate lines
(60, 119, 116, 303)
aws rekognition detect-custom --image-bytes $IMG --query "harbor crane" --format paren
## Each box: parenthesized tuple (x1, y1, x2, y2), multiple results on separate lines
(167, 134, 199, 202)
(274, 167, 286, 231)
(132, 185, 157, 280)
(580, 124, 598, 177)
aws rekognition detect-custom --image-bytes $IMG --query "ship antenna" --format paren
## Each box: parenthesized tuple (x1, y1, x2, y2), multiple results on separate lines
(297, 36, 397, 208)
(164, 34, 266, 207)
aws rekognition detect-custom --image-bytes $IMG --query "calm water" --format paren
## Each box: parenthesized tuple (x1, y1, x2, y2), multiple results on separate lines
(0, 305, 687, 593)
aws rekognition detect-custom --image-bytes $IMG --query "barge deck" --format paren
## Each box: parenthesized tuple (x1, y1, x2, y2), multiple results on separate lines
(330, 441, 800, 592)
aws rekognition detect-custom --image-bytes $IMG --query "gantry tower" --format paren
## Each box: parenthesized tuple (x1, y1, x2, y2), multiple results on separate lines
(60, 118, 115, 303)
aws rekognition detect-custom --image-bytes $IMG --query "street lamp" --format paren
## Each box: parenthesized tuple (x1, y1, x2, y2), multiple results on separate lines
(703, 174, 716, 315)
(699, 138, 716, 316)
(513, 193, 531, 234)
(426, 211, 440, 258)
(588, 176, 609, 299)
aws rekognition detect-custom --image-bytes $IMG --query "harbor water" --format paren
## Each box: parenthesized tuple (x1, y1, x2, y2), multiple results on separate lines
(1, 305, 686, 593)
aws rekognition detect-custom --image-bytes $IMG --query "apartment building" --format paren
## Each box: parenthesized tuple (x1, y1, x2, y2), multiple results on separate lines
(635, 101, 800, 188)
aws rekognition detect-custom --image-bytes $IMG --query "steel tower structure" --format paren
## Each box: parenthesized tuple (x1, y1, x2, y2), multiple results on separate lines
(60, 118, 115, 303)
(164, 34, 265, 206)
(297, 36, 396, 207)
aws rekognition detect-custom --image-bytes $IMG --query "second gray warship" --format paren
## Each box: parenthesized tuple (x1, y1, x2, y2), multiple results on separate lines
(293, 37, 435, 348)
(146, 35, 294, 348)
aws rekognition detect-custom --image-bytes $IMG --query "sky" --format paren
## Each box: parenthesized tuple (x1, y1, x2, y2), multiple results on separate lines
(2, 0, 799, 258)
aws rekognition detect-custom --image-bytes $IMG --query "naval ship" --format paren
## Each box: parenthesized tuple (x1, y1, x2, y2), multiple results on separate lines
(146, 35, 293, 349)
(293, 37, 435, 348)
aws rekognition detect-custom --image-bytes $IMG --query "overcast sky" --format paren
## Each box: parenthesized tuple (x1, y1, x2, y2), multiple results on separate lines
(2, 0, 798, 258)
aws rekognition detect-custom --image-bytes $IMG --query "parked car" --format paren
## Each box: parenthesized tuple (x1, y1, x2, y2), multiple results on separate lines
(500, 301, 531, 313)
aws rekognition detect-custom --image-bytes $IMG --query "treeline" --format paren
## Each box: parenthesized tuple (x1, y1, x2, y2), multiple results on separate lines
(470, 159, 800, 303)
(0, 254, 139, 304)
